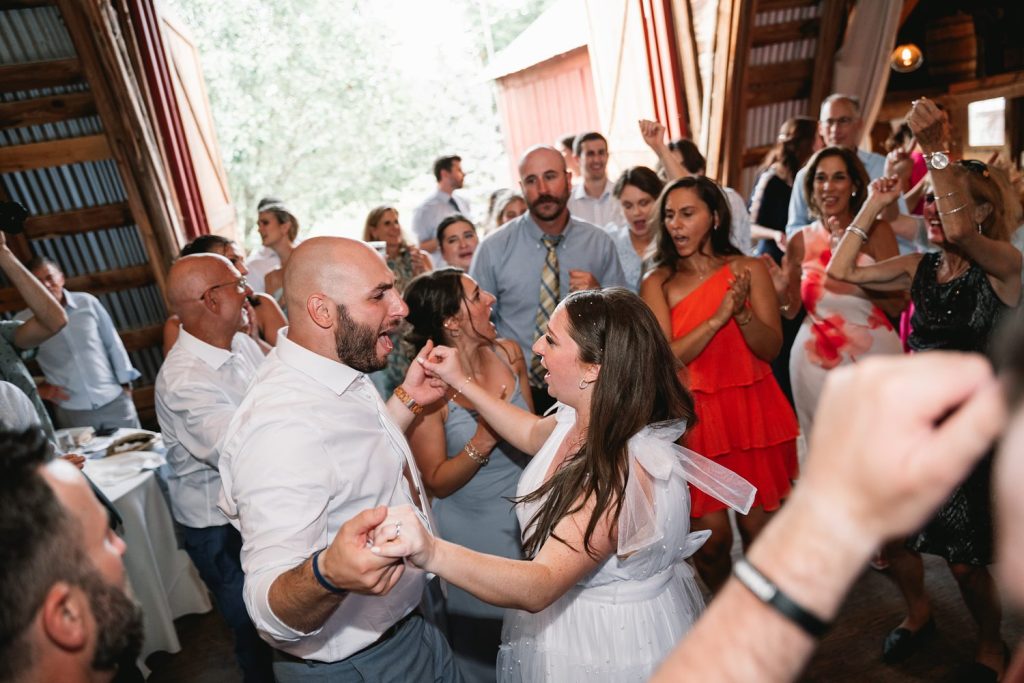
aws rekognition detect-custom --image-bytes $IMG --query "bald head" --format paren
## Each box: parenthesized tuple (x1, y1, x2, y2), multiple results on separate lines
(168, 254, 235, 310)
(518, 145, 567, 178)
(167, 254, 246, 341)
(284, 237, 389, 314)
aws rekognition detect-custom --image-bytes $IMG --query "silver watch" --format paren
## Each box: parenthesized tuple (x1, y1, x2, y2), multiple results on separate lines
(925, 151, 950, 171)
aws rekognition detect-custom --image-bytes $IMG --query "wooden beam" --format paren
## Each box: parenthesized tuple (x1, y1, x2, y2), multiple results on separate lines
(0, 134, 111, 173)
(747, 79, 810, 107)
(56, 0, 179, 303)
(747, 59, 815, 87)
(808, 0, 846, 117)
(671, 0, 703, 142)
(743, 145, 772, 167)
(0, 265, 154, 314)
(0, 58, 83, 92)
(756, 0, 820, 10)
(898, 0, 920, 28)
(24, 202, 134, 239)
(0, 0, 57, 9)
(119, 323, 162, 353)
(0, 92, 96, 129)
(750, 18, 820, 47)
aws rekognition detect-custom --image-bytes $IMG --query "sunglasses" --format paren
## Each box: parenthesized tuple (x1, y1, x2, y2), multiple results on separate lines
(959, 159, 990, 177)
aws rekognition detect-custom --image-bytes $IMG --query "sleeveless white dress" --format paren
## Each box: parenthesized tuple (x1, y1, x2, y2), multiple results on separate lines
(496, 405, 755, 682)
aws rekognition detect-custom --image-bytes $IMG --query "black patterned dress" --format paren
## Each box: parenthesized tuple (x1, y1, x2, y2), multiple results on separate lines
(906, 252, 1007, 565)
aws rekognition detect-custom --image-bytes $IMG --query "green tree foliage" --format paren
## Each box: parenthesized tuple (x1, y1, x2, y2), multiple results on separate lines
(165, 0, 551, 243)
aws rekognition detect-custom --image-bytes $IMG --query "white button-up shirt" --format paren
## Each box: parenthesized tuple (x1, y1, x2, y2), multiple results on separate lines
(568, 177, 625, 230)
(155, 327, 264, 528)
(17, 290, 140, 411)
(218, 333, 427, 662)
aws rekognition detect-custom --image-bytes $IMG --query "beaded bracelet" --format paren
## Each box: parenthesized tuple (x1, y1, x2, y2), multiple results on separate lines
(456, 376, 473, 396)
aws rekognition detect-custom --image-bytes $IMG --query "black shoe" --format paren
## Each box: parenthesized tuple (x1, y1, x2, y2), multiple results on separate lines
(881, 618, 936, 663)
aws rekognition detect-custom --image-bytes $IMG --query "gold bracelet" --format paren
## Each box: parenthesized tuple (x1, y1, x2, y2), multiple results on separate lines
(393, 385, 423, 415)
(456, 376, 473, 396)
(464, 439, 489, 466)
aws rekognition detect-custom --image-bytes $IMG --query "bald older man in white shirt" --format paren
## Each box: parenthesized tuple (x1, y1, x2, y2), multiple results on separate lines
(218, 237, 458, 682)
(155, 253, 274, 682)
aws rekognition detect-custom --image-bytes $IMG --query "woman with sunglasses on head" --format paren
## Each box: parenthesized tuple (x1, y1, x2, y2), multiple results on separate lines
(828, 97, 1022, 679)
(162, 235, 286, 355)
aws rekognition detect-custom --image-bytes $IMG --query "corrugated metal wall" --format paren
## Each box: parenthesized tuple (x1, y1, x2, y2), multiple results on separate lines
(0, 5, 166, 386)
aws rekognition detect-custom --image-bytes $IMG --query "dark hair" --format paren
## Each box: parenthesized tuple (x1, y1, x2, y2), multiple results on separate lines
(180, 234, 232, 257)
(612, 166, 664, 200)
(517, 288, 696, 557)
(433, 155, 462, 181)
(26, 255, 59, 272)
(761, 116, 819, 181)
(885, 121, 914, 153)
(558, 134, 577, 153)
(257, 198, 300, 242)
(803, 146, 869, 219)
(651, 176, 741, 272)
(435, 214, 476, 245)
(404, 268, 505, 360)
(0, 429, 88, 680)
(573, 131, 607, 157)
(668, 138, 706, 175)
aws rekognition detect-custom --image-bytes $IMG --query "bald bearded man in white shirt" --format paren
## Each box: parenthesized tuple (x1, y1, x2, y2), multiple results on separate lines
(219, 237, 459, 682)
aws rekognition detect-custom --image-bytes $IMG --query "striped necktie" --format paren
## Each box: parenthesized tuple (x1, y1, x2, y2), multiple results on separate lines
(530, 234, 562, 387)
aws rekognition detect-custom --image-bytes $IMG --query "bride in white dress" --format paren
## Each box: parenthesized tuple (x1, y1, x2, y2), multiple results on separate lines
(377, 288, 754, 682)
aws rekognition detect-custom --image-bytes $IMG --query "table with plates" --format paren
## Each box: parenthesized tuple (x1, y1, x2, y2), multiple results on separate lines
(66, 428, 213, 667)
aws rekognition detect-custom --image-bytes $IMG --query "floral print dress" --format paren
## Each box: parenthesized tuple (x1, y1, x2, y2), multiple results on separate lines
(788, 223, 903, 436)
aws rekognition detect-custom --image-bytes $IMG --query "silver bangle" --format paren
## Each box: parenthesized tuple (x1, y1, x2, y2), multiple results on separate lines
(845, 225, 869, 242)
(938, 203, 969, 216)
(464, 439, 489, 466)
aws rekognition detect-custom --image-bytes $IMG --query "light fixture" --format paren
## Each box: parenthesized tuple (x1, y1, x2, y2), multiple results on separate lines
(890, 43, 924, 73)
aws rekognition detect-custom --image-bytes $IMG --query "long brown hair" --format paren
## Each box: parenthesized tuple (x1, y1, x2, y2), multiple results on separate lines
(518, 288, 697, 557)
(650, 176, 741, 273)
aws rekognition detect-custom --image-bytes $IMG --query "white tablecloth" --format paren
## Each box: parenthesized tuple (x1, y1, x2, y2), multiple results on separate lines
(84, 465, 212, 666)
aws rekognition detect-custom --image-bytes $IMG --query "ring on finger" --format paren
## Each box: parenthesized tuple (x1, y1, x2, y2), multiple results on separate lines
(394, 521, 402, 539)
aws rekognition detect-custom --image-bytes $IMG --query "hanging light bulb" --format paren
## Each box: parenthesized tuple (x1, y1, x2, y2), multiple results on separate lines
(891, 43, 924, 73)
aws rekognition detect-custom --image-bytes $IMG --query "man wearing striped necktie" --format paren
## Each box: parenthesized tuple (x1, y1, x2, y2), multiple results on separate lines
(470, 145, 627, 414)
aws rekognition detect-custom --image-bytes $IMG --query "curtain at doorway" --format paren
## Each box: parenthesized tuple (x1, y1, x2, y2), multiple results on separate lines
(831, 0, 902, 149)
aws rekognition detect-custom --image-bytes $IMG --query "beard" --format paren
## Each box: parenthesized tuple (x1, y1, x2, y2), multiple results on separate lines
(334, 304, 393, 373)
(85, 571, 144, 674)
(527, 191, 569, 221)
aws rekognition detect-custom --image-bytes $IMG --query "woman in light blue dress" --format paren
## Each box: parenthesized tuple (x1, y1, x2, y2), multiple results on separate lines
(404, 268, 534, 682)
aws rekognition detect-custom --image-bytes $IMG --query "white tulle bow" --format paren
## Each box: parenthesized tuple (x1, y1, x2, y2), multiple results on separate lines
(617, 418, 756, 556)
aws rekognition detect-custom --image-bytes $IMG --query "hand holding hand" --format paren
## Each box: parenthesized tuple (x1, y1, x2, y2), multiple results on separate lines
(320, 506, 406, 595)
(402, 340, 449, 406)
(799, 353, 1005, 550)
(568, 269, 599, 292)
(418, 343, 471, 391)
(371, 504, 436, 569)
(638, 119, 667, 150)
(37, 382, 70, 403)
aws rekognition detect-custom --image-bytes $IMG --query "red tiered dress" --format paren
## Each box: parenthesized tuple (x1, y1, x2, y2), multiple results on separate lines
(671, 264, 799, 517)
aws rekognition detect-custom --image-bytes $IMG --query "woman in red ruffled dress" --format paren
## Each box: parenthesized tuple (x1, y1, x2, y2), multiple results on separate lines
(641, 176, 798, 593)
(775, 147, 905, 439)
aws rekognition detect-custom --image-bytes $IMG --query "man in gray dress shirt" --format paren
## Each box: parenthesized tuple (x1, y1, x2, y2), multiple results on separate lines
(470, 145, 626, 413)
(412, 154, 470, 265)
